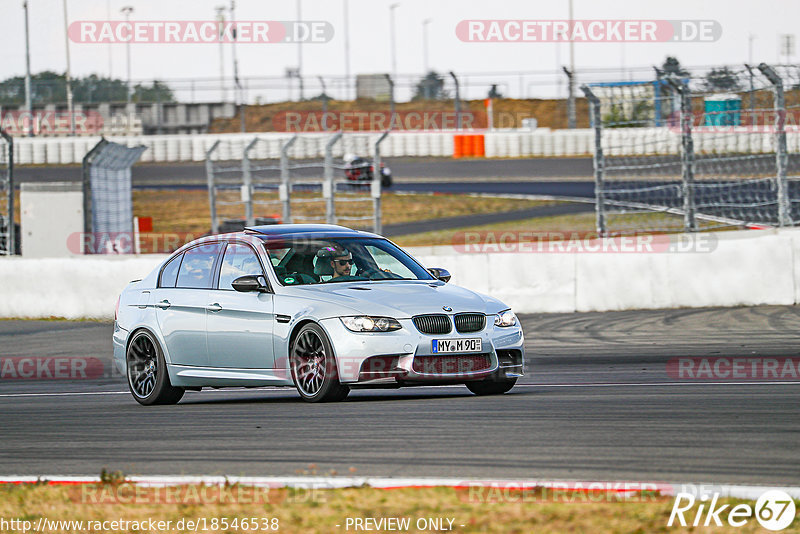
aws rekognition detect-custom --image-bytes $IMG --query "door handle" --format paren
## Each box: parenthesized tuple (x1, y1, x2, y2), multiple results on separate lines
(206, 303, 223, 312)
(155, 300, 171, 309)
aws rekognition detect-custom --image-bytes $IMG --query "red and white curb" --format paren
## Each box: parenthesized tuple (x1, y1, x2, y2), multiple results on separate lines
(1, 476, 799, 500)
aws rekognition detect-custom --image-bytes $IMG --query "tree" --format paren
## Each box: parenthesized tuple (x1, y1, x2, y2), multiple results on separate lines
(487, 84, 503, 99)
(603, 100, 654, 128)
(703, 67, 742, 92)
(0, 71, 66, 105)
(0, 72, 174, 104)
(661, 56, 689, 78)
(132, 80, 175, 103)
(413, 71, 449, 100)
(72, 75, 128, 103)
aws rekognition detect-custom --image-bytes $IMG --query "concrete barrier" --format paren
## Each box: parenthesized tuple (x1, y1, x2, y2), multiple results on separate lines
(1, 228, 799, 319)
(0, 256, 168, 319)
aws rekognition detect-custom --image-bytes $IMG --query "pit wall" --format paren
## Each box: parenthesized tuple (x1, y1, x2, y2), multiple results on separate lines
(0, 228, 797, 319)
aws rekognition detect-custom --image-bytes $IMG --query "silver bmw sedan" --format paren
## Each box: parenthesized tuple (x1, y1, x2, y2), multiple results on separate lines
(114, 224, 525, 404)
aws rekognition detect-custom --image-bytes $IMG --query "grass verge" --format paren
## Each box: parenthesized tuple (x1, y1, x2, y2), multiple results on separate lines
(0, 484, 788, 534)
(131, 190, 551, 235)
(391, 210, 732, 247)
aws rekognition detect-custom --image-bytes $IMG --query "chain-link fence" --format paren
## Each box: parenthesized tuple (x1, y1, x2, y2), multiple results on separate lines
(0, 130, 14, 255)
(82, 139, 147, 253)
(206, 133, 389, 235)
(583, 63, 800, 236)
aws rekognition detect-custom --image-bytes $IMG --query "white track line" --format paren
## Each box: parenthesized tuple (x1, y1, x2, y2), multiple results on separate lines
(0, 381, 798, 398)
(0, 475, 798, 500)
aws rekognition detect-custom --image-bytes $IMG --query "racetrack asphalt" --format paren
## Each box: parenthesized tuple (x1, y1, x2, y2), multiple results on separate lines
(13, 157, 595, 189)
(382, 202, 594, 236)
(1, 305, 799, 484)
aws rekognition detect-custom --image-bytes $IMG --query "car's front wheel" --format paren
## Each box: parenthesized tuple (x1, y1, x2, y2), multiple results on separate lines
(290, 323, 350, 402)
(466, 378, 517, 396)
(126, 330, 184, 406)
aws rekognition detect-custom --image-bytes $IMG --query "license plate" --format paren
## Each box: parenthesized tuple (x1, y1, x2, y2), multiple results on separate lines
(432, 338, 482, 353)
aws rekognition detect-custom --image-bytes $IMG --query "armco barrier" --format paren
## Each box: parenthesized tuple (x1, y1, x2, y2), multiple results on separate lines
(1, 228, 799, 319)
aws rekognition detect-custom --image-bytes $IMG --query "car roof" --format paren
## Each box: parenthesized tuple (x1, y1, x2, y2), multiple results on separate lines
(243, 224, 380, 240)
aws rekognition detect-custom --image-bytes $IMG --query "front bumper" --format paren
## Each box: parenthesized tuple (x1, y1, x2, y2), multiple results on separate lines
(319, 317, 525, 384)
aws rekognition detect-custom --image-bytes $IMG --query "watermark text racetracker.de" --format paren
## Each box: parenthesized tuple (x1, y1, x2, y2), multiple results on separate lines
(69, 20, 333, 44)
(456, 20, 721, 42)
(668, 109, 800, 134)
(0, 517, 280, 532)
(274, 110, 542, 132)
(0, 110, 104, 136)
(0, 357, 107, 380)
(70, 483, 301, 506)
(459, 481, 671, 503)
(451, 231, 717, 254)
(667, 357, 800, 381)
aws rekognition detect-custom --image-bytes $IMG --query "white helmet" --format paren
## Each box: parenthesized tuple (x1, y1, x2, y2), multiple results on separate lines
(343, 152, 357, 163)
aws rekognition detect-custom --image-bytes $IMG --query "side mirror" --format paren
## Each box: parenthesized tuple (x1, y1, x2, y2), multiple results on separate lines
(428, 267, 451, 283)
(232, 275, 269, 293)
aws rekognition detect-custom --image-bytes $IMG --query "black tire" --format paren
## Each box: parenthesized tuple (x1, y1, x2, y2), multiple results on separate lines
(381, 174, 393, 188)
(466, 378, 517, 396)
(290, 323, 350, 403)
(126, 330, 184, 406)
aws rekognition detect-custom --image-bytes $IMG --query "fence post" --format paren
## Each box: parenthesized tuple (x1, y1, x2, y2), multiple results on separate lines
(759, 63, 791, 227)
(242, 137, 258, 227)
(205, 140, 221, 234)
(667, 76, 697, 232)
(0, 130, 14, 255)
(564, 67, 576, 129)
(280, 136, 298, 224)
(372, 131, 390, 234)
(324, 132, 343, 224)
(449, 72, 461, 130)
(580, 85, 606, 236)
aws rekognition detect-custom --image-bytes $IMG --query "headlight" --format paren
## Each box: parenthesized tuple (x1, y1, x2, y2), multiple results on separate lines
(341, 316, 402, 332)
(494, 310, 517, 327)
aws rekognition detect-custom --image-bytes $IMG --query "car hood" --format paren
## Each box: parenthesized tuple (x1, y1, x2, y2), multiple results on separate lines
(285, 281, 508, 318)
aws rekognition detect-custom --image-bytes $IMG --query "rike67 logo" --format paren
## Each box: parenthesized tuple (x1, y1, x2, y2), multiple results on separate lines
(669, 490, 796, 530)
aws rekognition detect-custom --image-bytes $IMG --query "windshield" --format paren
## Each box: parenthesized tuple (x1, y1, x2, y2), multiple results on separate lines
(260, 237, 435, 286)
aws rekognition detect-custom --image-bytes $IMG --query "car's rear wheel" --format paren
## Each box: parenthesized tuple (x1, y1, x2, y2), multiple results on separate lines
(126, 330, 184, 406)
(466, 378, 517, 396)
(290, 323, 350, 402)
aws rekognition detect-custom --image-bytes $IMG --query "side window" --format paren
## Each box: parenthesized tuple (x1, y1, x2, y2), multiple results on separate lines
(176, 243, 223, 289)
(159, 253, 183, 288)
(218, 243, 264, 290)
